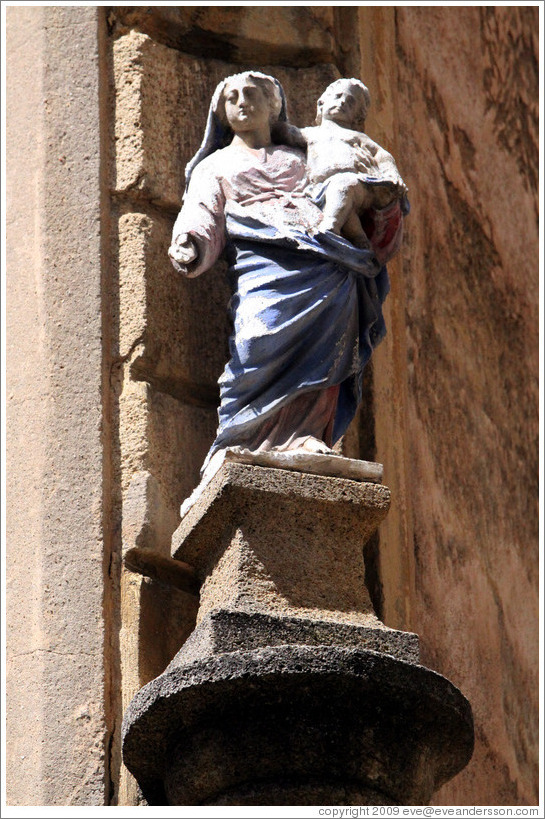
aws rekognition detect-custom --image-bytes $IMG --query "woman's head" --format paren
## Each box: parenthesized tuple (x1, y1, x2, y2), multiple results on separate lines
(214, 71, 284, 129)
(185, 71, 286, 189)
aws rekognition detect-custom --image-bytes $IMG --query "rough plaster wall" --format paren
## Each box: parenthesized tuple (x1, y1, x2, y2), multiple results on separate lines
(6, 6, 110, 806)
(395, 6, 539, 805)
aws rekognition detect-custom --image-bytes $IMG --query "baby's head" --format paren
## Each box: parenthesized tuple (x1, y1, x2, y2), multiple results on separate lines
(316, 78, 371, 129)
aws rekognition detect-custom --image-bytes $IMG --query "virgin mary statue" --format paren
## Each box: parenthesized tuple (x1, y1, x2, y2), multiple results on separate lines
(169, 71, 406, 481)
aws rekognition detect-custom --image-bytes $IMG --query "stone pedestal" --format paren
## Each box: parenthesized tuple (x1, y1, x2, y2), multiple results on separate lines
(122, 458, 474, 805)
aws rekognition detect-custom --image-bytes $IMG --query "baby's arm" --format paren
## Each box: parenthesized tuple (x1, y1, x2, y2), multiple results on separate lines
(356, 134, 408, 195)
(270, 121, 308, 151)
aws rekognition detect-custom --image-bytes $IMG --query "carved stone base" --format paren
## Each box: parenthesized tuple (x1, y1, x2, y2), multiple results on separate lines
(123, 645, 474, 805)
(177, 608, 419, 665)
(171, 460, 408, 635)
(122, 460, 474, 805)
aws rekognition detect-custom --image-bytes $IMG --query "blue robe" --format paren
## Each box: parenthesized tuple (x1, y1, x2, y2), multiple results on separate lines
(205, 210, 389, 466)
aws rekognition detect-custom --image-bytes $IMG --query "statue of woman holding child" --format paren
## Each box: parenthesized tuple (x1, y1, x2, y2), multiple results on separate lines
(169, 71, 408, 485)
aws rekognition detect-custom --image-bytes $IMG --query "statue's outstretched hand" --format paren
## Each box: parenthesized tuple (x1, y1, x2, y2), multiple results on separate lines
(169, 233, 198, 266)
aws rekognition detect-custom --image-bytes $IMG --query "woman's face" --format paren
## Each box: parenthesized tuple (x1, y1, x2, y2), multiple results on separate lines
(222, 77, 271, 133)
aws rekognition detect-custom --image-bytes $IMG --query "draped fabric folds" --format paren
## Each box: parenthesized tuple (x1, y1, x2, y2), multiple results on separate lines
(170, 144, 405, 472)
(204, 208, 392, 469)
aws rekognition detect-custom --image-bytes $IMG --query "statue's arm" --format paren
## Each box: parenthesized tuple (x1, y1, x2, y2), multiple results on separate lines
(360, 135, 408, 196)
(271, 121, 308, 151)
(168, 159, 227, 277)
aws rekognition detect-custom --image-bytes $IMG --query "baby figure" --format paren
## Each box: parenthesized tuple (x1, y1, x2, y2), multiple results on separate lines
(275, 78, 408, 249)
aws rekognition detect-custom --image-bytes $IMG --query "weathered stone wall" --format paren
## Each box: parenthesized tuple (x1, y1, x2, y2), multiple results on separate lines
(6, 3, 538, 808)
(6, 6, 112, 806)
(394, 6, 539, 806)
